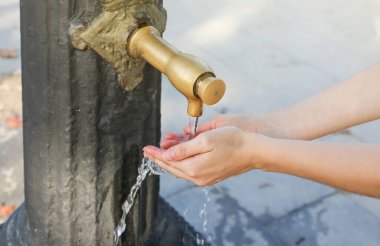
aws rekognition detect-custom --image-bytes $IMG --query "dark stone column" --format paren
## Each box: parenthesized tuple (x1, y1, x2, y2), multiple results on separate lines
(0, 0, 161, 245)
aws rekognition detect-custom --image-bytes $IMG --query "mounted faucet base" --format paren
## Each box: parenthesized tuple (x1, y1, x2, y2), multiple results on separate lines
(69, 0, 167, 91)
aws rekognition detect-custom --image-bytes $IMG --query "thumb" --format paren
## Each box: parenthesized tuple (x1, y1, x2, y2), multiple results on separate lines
(163, 136, 209, 161)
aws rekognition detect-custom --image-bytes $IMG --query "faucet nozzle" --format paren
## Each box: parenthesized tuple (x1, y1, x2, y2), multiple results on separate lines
(128, 26, 226, 117)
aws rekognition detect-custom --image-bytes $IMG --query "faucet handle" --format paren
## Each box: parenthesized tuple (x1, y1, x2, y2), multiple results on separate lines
(196, 76, 226, 105)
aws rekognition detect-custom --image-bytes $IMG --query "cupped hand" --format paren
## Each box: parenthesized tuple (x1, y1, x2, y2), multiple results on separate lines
(161, 115, 267, 150)
(144, 126, 264, 186)
(185, 115, 261, 134)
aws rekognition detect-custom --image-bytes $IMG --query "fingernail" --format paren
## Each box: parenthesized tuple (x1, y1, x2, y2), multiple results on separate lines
(143, 151, 149, 158)
(163, 149, 174, 161)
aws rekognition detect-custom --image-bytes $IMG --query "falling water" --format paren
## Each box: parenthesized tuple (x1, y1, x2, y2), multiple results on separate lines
(196, 233, 205, 245)
(189, 117, 215, 245)
(199, 186, 212, 245)
(188, 116, 199, 138)
(114, 117, 203, 244)
(113, 157, 165, 245)
(194, 117, 199, 135)
(182, 208, 189, 244)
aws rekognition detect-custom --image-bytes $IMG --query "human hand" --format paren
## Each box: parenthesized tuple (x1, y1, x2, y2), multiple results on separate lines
(161, 115, 265, 150)
(185, 114, 261, 134)
(143, 126, 267, 186)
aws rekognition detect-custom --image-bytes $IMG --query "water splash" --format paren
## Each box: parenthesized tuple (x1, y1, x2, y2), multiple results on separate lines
(196, 233, 205, 245)
(113, 157, 165, 245)
(182, 208, 189, 244)
(199, 186, 212, 244)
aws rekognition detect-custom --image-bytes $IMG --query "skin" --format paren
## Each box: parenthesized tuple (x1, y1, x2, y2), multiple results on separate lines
(144, 63, 380, 198)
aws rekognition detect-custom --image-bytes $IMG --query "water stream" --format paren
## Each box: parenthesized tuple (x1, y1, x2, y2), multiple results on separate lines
(182, 207, 189, 244)
(200, 186, 212, 244)
(188, 116, 199, 138)
(114, 117, 201, 244)
(113, 157, 165, 245)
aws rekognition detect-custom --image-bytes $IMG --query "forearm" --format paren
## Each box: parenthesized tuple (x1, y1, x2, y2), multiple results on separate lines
(252, 135, 380, 197)
(257, 63, 380, 140)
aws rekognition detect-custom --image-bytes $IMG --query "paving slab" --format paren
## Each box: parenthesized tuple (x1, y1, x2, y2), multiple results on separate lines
(349, 193, 380, 220)
(0, 131, 23, 224)
(164, 185, 283, 246)
(163, 169, 336, 223)
(215, 172, 335, 225)
(269, 193, 380, 246)
(0, 0, 21, 75)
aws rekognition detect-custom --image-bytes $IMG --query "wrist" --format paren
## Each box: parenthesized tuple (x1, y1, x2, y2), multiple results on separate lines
(255, 112, 300, 139)
(242, 132, 280, 171)
(251, 114, 280, 137)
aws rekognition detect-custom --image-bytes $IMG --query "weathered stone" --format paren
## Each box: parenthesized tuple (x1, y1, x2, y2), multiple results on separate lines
(0, 0, 163, 245)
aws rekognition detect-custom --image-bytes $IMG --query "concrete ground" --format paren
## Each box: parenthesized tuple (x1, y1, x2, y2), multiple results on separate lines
(0, 0, 22, 224)
(1, 0, 380, 245)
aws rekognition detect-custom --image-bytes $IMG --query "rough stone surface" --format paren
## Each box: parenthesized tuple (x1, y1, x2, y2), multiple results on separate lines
(0, 0, 163, 245)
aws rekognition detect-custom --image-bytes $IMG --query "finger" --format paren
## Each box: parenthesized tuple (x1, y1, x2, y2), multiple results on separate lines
(143, 145, 165, 160)
(164, 132, 187, 140)
(144, 145, 211, 183)
(144, 145, 192, 173)
(143, 151, 155, 162)
(143, 145, 205, 164)
(161, 139, 183, 150)
(143, 147, 191, 181)
(183, 119, 217, 135)
(154, 159, 189, 180)
(167, 152, 216, 183)
(163, 137, 211, 162)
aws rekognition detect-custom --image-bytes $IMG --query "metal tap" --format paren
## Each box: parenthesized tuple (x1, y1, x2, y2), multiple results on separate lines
(128, 26, 226, 117)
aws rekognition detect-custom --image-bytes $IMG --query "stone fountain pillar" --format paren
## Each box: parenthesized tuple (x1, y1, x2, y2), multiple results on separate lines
(0, 0, 164, 245)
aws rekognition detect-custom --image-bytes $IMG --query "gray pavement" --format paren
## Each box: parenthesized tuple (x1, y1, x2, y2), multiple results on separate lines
(1, 0, 380, 245)
(0, 0, 20, 75)
(0, 0, 22, 224)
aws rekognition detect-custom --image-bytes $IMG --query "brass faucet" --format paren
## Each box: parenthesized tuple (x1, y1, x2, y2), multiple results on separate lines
(128, 26, 226, 117)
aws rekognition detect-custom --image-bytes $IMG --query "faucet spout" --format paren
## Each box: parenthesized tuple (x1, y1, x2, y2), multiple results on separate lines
(128, 26, 226, 117)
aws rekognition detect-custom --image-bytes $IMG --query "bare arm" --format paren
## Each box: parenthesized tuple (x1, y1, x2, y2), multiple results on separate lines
(146, 63, 380, 198)
(258, 63, 380, 140)
(145, 128, 380, 198)
(179, 63, 380, 141)
(254, 135, 380, 197)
